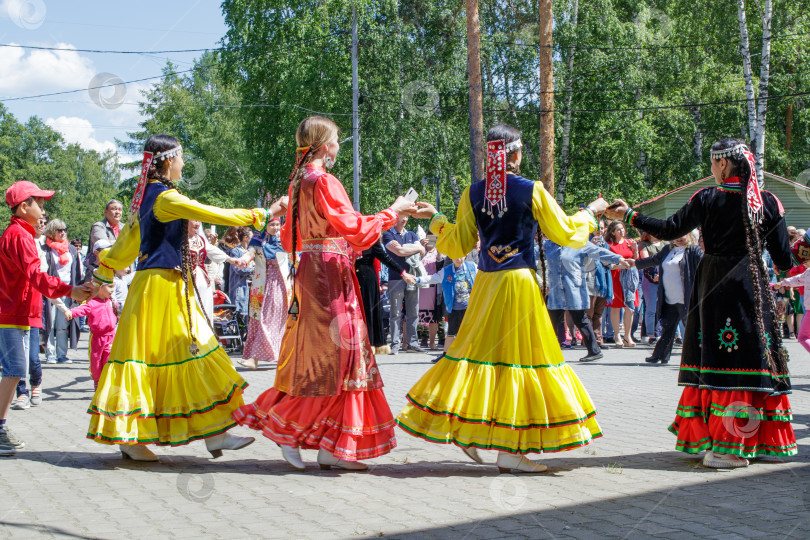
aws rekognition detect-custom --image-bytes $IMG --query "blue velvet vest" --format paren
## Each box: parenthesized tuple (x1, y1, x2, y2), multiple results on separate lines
(137, 182, 183, 271)
(469, 174, 537, 272)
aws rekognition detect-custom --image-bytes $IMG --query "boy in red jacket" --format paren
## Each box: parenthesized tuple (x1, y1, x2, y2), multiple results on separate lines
(0, 181, 92, 456)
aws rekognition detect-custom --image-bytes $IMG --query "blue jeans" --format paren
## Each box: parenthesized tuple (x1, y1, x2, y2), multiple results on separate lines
(0, 327, 30, 379)
(17, 328, 42, 397)
(641, 278, 660, 337)
(388, 279, 419, 351)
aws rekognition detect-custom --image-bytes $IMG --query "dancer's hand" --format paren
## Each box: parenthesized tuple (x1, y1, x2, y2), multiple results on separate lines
(63, 310, 73, 322)
(390, 196, 417, 216)
(268, 196, 288, 217)
(410, 202, 438, 220)
(402, 272, 417, 285)
(604, 199, 630, 220)
(71, 283, 93, 302)
(618, 258, 633, 270)
(586, 197, 609, 215)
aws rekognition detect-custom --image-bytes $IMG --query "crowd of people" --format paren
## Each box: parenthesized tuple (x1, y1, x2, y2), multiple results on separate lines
(0, 122, 804, 474)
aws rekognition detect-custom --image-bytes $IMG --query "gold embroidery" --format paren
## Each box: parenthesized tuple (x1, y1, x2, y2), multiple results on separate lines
(488, 245, 519, 263)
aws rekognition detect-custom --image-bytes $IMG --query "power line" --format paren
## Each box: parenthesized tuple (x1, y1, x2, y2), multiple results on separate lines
(0, 32, 348, 55)
(363, 89, 810, 115)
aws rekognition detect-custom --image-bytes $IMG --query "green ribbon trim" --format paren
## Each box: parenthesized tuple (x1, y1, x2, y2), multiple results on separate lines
(405, 394, 596, 429)
(106, 345, 223, 368)
(441, 353, 566, 369)
(396, 419, 603, 454)
(86, 422, 236, 447)
(87, 381, 245, 419)
(679, 365, 790, 378)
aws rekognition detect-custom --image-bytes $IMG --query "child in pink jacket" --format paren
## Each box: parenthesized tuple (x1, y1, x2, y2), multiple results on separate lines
(67, 285, 117, 389)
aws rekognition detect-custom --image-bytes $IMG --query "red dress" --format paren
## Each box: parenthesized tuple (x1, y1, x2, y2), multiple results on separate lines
(232, 165, 398, 460)
(607, 240, 639, 308)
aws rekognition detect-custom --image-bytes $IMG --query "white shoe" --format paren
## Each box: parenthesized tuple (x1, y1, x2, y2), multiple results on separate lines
(205, 432, 255, 458)
(119, 444, 159, 462)
(462, 446, 484, 464)
(496, 452, 547, 473)
(280, 444, 305, 470)
(317, 448, 368, 471)
(703, 450, 749, 469)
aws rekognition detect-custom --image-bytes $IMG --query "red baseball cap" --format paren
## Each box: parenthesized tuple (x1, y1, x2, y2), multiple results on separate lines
(5, 180, 55, 208)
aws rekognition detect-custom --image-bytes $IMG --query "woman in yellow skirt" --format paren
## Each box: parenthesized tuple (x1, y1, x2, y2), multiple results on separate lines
(397, 124, 608, 473)
(87, 135, 285, 461)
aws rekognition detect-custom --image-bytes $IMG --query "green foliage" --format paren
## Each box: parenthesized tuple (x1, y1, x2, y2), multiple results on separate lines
(0, 103, 120, 244)
(123, 0, 810, 222)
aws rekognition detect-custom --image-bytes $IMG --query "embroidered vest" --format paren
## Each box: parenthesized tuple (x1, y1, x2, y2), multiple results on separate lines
(137, 182, 184, 271)
(469, 174, 537, 272)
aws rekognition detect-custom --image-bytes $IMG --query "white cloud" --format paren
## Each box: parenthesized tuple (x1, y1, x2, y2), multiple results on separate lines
(0, 42, 95, 95)
(45, 116, 116, 154)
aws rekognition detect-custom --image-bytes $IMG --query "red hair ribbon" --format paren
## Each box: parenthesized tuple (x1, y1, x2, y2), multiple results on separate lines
(130, 151, 154, 220)
(289, 146, 312, 181)
(742, 150, 764, 223)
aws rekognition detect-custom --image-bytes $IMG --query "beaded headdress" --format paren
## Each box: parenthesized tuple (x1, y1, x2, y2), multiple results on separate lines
(710, 143, 764, 224)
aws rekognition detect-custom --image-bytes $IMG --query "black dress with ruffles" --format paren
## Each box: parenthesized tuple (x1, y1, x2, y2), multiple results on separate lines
(629, 182, 796, 457)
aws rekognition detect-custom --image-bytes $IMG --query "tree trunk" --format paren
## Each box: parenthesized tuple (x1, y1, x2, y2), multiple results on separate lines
(556, 0, 578, 204)
(786, 103, 794, 153)
(538, 0, 555, 193)
(466, 0, 485, 183)
(737, 0, 757, 142)
(754, 0, 772, 182)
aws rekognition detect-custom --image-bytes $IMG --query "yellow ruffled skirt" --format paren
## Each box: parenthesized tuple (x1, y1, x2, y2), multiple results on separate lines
(87, 269, 247, 446)
(397, 268, 602, 454)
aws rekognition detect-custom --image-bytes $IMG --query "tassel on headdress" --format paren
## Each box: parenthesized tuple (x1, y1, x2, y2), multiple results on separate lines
(483, 140, 508, 218)
(129, 151, 153, 223)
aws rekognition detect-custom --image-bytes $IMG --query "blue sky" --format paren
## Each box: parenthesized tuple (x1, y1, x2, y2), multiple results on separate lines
(0, 0, 227, 161)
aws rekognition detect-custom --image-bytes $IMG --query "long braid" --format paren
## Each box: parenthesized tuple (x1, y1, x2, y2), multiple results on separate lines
(148, 165, 202, 350)
(738, 159, 784, 375)
(287, 148, 315, 319)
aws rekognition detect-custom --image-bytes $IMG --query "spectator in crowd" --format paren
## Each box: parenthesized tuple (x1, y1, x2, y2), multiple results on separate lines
(11, 214, 52, 410)
(605, 221, 640, 347)
(355, 239, 414, 355)
(584, 220, 613, 349)
(42, 219, 83, 364)
(228, 227, 254, 316)
(84, 199, 124, 281)
(0, 181, 91, 455)
(219, 226, 241, 295)
(635, 232, 704, 364)
(416, 256, 477, 362)
(240, 218, 291, 369)
(775, 233, 810, 353)
(418, 240, 444, 350)
(188, 221, 238, 322)
(383, 214, 426, 354)
(204, 228, 225, 291)
(65, 277, 118, 390)
(545, 237, 629, 362)
(638, 232, 666, 344)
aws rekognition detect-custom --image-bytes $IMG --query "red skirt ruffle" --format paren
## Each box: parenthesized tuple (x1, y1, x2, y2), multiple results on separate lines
(669, 386, 797, 458)
(232, 388, 396, 461)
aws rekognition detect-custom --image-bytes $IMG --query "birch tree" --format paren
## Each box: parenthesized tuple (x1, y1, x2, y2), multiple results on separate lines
(737, 0, 773, 182)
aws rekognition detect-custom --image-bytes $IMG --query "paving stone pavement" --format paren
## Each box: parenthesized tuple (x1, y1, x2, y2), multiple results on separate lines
(2, 335, 809, 539)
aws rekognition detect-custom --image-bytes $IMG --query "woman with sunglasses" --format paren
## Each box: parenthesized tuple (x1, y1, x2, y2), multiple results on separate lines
(41, 220, 83, 364)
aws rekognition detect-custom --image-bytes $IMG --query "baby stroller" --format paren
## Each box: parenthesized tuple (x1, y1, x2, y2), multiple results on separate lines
(212, 290, 247, 353)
